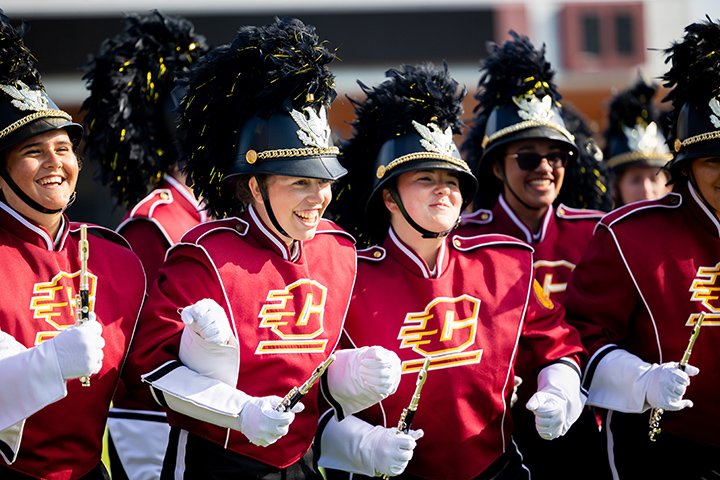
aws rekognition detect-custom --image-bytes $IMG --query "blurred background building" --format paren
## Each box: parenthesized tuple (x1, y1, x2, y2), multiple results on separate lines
(3, 0, 718, 226)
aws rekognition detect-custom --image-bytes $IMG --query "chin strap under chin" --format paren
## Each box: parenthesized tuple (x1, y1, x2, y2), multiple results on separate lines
(389, 186, 458, 239)
(0, 167, 74, 214)
(498, 165, 543, 212)
(688, 170, 720, 218)
(257, 178, 291, 239)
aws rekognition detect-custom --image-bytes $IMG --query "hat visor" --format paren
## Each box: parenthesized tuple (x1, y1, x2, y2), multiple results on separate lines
(483, 125, 579, 161)
(227, 154, 347, 181)
(368, 158, 478, 212)
(0, 116, 83, 152)
(671, 139, 720, 166)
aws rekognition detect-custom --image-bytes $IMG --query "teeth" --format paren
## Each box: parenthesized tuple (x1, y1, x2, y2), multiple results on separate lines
(295, 211, 318, 222)
(38, 176, 63, 186)
(529, 179, 552, 187)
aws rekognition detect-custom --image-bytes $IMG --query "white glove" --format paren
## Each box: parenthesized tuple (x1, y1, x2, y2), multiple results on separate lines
(180, 298, 232, 345)
(645, 362, 699, 411)
(370, 427, 424, 477)
(238, 395, 304, 447)
(0, 330, 26, 360)
(51, 314, 104, 380)
(357, 346, 402, 397)
(526, 362, 584, 440)
(510, 375, 523, 408)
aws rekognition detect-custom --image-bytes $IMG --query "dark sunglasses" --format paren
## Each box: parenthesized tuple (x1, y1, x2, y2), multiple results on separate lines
(505, 150, 573, 171)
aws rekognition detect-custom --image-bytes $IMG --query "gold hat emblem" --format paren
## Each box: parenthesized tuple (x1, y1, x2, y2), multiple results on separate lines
(246, 150, 258, 164)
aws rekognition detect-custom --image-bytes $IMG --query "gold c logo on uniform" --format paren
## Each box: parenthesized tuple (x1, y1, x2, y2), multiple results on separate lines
(398, 294, 483, 373)
(30, 271, 98, 345)
(256, 279, 329, 354)
(688, 263, 720, 326)
(533, 259, 576, 299)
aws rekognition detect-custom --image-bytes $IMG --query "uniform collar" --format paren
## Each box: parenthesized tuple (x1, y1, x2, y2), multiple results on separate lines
(496, 194, 553, 244)
(161, 174, 207, 222)
(246, 204, 301, 262)
(384, 226, 448, 279)
(0, 200, 69, 251)
(685, 181, 720, 237)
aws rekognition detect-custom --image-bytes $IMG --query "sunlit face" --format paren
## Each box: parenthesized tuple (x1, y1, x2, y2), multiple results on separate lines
(1, 129, 78, 215)
(384, 169, 463, 233)
(616, 164, 670, 205)
(494, 139, 568, 212)
(250, 175, 333, 244)
(690, 157, 720, 219)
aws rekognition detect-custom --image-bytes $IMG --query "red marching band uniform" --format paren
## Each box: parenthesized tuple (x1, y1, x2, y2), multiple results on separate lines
(332, 229, 584, 480)
(126, 206, 357, 467)
(0, 205, 145, 479)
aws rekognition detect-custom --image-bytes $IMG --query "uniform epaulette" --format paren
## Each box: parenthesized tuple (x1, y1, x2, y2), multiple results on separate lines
(126, 189, 173, 219)
(555, 203, 605, 220)
(460, 209, 493, 226)
(315, 219, 356, 244)
(450, 233, 533, 253)
(357, 245, 386, 262)
(601, 193, 681, 228)
(70, 223, 132, 250)
(180, 217, 249, 244)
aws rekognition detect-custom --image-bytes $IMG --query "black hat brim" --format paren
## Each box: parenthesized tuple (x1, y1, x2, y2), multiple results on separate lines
(227, 154, 347, 181)
(483, 125, 579, 162)
(0, 116, 83, 152)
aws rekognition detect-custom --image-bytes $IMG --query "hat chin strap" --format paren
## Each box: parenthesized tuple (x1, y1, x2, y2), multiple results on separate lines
(0, 167, 75, 214)
(688, 170, 719, 217)
(498, 164, 543, 212)
(257, 178, 291, 239)
(389, 186, 458, 239)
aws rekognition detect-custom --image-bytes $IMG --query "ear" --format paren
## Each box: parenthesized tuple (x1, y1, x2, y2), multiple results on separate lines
(382, 188, 399, 214)
(492, 158, 504, 181)
(248, 176, 264, 204)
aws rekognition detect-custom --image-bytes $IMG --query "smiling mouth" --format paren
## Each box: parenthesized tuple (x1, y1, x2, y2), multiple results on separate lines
(37, 176, 65, 187)
(294, 210, 319, 224)
(528, 178, 553, 188)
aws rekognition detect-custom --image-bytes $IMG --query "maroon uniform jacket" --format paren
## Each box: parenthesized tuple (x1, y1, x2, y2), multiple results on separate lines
(0, 203, 145, 479)
(341, 228, 584, 480)
(460, 195, 603, 303)
(126, 206, 356, 468)
(118, 175, 206, 289)
(564, 185, 720, 446)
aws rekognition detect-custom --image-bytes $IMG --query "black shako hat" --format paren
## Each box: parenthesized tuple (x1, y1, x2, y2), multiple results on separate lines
(463, 31, 577, 209)
(0, 11, 82, 153)
(178, 17, 344, 219)
(604, 76, 672, 174)
(332, 63, 476, 246)
(663, 16, 720, 179)
(81, 11, 209, 208)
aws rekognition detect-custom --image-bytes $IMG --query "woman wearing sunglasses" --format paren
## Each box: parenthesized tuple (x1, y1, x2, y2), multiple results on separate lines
(460, 32, 609, 480)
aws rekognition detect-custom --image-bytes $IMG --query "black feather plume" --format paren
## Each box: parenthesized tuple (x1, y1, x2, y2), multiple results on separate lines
(0, 11, 42, 89)
(81, 11, 208, 208)
(178, 17, 336, 219)
(606, 77, 659, 142)
(331, 62, 465, 247)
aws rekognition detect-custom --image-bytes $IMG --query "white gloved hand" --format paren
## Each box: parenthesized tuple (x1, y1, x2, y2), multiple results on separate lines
(526, 391, 566, 440)
(238, 395, 304, 447)
(645, 362, 699, 411)
(180, 298, 232, 345)
(357, 346, 401, 398)
(369, 427, 424, 477)
(526, 362, 584, 440)
(51, 313, 104, 380)
(0, 330, 26, 360)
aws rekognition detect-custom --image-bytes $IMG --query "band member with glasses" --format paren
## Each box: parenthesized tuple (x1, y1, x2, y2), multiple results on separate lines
(564, 18, 720, 478)
(125, 18, 400, 479)
(0, 12, 145, 479)
(460, 32, 609, 480)
(317, 62, 586, 480)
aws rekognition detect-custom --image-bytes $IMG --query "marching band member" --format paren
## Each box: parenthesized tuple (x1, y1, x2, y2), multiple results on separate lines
(459, 32, 609, 479)
(602, 76, 672, 207)
(318, 62, 585, 480)
(81, 12, 209, 480)
(0, 12, 145, 479)
(564, 17, 720, 478)
(125, 18, 399, 479)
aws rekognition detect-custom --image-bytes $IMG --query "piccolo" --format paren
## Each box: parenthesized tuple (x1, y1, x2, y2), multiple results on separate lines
(381, 356, 431, 480)
(648, 312, 705, 441)
(75, 224, 91, 387)
(275, 354, 335, 412)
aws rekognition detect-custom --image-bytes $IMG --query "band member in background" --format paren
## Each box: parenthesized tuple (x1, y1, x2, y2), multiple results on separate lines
(125, 18, 400, 479)
(80, 11, 209, 480)
(564, 17, 720, 478)
(0, 12, 145, 479)
(603, 76, 672, 208)
(459, 32, 609, 479)
(319, 62, 585, 480)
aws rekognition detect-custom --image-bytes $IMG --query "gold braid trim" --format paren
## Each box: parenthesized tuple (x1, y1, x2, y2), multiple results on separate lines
(481, 120, 575, 149)
(376, 152, 470, 179)
(606, 151, 672, 169)
(674, 130, 720, 152)
(259, 146, 339, 160)
(0, 110, 73, 140)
